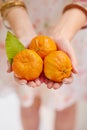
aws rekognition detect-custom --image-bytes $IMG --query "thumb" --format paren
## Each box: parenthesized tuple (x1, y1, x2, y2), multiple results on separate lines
(56, 38, 78, 74)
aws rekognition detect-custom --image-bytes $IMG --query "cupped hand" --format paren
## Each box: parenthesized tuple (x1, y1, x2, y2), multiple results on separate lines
(44, 34, 78, 89)
(7, 34, 43, 88)
(52, 35, 78, 74)
(30, 35, 77, 90)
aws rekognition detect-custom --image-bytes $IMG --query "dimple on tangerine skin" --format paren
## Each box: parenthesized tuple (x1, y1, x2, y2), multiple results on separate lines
(12, 49, 43, 81)
(44, 51, 72, 82)
(29, 35, 57, 59)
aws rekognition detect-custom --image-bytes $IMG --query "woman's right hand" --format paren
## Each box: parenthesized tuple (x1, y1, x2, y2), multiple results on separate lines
(5, 6, 42, 88)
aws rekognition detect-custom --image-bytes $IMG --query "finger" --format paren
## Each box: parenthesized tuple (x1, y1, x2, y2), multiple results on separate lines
(28, 81, 37, 88)
(35, 79, 41, 86)
(62, 74, 73, 84)
(56, 38, 78, 74)
(47, 81, 54, 89)
(53, 83, 62, 89)
(14, 75, 27, 85)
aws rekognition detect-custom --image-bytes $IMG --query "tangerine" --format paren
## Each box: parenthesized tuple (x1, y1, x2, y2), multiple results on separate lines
(44, 51, 72, 82)
(29, 35, 57, 58)
(12, 49, 43, 81)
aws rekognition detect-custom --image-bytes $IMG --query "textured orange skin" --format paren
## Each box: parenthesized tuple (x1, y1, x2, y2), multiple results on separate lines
(12, 49, 43, 81)
(44, 51, 72, 82)
(29, 35, 57, 59)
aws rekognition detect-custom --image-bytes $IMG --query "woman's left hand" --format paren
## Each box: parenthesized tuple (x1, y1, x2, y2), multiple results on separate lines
(43, 34, 78, 89)
(33, 34, 78, 90)
(40, 36, 78, 89)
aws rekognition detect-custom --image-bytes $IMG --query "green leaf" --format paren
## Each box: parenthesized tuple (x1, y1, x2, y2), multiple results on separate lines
(5, 31, 25, 63)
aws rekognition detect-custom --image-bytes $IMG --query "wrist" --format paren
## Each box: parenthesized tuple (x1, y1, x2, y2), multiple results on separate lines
(6, 7, 36, 45)
(51, 23, 73, 42)
(0, 1, 36, 47)
(52, 8, 87, 41)
(6, 7, 32, 37)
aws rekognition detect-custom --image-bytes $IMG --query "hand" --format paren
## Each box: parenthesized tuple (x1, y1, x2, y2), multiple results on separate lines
(31, 35, 77, 90)
(7, 34, 43, 88)
(44, 34, 78, 89)
(52, 35, 78, 74)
